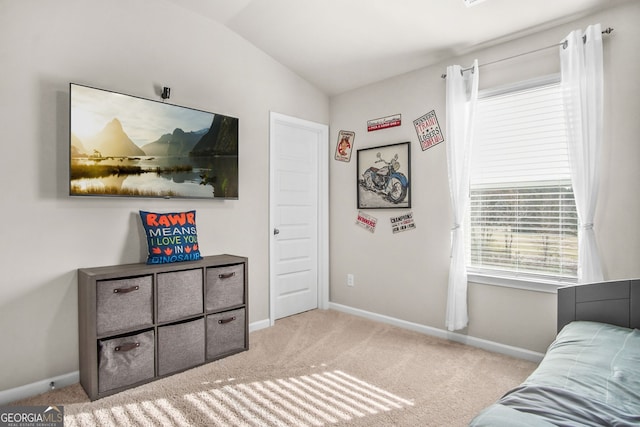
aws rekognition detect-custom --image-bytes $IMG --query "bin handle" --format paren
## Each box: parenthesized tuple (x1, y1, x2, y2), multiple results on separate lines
(218, 272, 236, 279)
(218, 316, 236, 325)
(115, 342, 140, 352)
(114, 285, 139, 294)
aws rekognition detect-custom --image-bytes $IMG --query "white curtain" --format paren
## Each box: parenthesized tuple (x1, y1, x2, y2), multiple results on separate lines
(445, 60, 479, 331)
(560, 24, 604, 283)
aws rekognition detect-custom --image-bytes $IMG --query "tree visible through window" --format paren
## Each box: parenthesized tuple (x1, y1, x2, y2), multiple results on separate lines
(467, 77, 578, 280)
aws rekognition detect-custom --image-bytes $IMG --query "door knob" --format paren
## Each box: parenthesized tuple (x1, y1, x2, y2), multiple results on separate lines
(273, 228, 280, 235)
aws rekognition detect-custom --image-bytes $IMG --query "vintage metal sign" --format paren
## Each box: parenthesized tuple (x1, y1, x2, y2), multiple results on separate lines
(367, 114, 401, 132)
(390, 212, 416, 233)
(413, 110, 444, 150)
(356, 211, 378, 233)
(334, 130, 355, 162)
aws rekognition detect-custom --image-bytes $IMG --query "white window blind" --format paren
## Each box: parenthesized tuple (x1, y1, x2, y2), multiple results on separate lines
(467, 80, 578, 279)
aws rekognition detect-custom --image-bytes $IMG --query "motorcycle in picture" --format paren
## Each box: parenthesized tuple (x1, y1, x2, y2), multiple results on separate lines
(360, 152, 408, 204)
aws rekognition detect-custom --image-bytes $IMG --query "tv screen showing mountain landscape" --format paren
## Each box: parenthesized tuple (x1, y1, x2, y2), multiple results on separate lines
(69, 83, 239, 199)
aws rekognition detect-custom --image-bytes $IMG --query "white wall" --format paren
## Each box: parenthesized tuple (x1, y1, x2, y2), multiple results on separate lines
(329, 1, 640, 354)
(0, 0, 328, 392)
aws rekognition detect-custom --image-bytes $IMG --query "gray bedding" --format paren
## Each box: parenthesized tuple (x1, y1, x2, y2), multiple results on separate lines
(469, 321, 640, 426)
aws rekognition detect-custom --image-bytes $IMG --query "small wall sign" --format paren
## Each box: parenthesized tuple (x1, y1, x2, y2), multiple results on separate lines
(334, 130, 355, 162)
(356, 211, 378, 233)
(390, 212, 416, 233)
(413, 110, 444, 150)
(367, 114, 401, 132)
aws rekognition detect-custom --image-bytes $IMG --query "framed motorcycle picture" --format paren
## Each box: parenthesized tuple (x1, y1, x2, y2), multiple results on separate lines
(357, 141, 411, 209)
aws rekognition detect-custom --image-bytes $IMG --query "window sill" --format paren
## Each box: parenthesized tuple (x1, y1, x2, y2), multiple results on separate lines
(467, 271, 576, 294)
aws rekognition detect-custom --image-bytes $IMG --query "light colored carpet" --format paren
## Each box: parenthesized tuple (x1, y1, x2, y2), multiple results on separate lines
(13, 309, 537, 426)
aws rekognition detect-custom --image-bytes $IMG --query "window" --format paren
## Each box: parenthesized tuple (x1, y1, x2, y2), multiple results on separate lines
(467, 76, 578, 285)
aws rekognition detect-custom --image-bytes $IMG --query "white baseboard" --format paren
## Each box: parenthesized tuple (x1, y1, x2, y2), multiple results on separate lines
(0, 371, 79, 406)
(249, 318, 271, 333)
(329, 302, 544, 363)
(1, 318, 272, 405)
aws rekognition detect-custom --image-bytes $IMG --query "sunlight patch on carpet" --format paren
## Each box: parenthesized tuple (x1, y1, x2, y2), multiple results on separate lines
(185, 370, 414, 426)
(64, 370, 414, 426)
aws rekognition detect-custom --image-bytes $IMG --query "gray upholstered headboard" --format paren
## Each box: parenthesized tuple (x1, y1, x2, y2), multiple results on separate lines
(557, 279, 640, 332)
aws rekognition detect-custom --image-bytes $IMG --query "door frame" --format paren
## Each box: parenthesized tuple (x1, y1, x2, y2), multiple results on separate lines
(269, 112, 329, 326)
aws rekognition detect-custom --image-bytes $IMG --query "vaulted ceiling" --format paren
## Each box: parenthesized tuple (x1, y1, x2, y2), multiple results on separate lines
(168, 0, 625, 95)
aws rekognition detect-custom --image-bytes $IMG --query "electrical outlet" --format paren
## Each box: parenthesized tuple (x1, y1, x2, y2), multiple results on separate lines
(347, 274, 354, 287)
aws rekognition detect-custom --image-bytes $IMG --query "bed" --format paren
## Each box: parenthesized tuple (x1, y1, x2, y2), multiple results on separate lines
(469, 279, 640, 426)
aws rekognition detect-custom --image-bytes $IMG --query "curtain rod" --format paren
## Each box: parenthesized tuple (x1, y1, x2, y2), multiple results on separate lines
(440, 27, 613, 79)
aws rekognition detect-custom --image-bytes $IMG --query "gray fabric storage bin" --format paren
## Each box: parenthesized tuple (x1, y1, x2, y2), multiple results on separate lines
(96, 276, 153, 336)
(157, 268, 203, 323)
(98, 330, 154, 393)
(206, 308, 246, 360)
(158, 318, 205, 376)
(206, 264, 244, 311)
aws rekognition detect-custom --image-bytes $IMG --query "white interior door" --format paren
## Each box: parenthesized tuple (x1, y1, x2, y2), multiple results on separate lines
(269, 112, 328, 322)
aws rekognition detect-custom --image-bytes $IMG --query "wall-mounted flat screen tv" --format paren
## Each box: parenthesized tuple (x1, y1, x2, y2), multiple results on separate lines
(69, 83, 238, 199)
